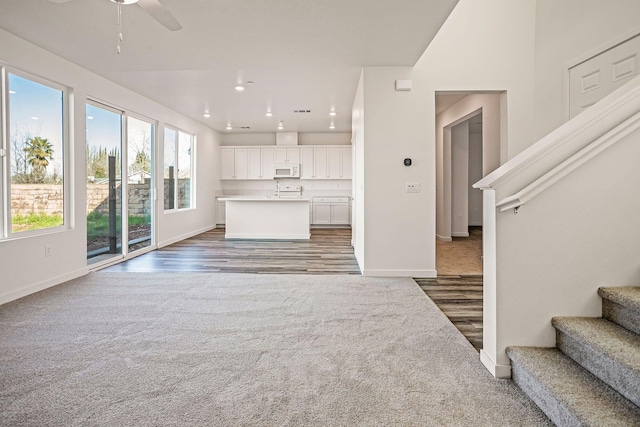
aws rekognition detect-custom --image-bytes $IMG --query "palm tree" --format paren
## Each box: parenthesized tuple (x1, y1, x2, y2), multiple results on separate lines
(24, 136, 54, 183)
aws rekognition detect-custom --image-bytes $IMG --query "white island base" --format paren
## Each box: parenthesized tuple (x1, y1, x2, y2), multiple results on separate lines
(219, 197, 310, 240)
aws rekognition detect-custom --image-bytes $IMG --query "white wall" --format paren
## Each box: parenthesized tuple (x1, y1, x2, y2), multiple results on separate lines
(468, 131, 483, 226)
(353, 0, 536, 276)
(359, 66, 435, 277)
(352, 72, 365, 267)
(0, 29, 220, 304)
(418, 0, 537, 158)
(451, 121, 469, 237)
(533, 0, 640, 139)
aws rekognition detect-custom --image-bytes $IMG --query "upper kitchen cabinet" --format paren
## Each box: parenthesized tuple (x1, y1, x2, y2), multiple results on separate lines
(299, 146, 351, 179)
(222, 147, 274, 180)
(274, 147, 300, 164)
(247, 148, 275, 179)
(220, 148, 248, 179)
(221, 145, 351, 180)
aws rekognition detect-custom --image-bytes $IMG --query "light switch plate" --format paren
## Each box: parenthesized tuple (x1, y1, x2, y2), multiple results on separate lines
(406, 182, 420, 193)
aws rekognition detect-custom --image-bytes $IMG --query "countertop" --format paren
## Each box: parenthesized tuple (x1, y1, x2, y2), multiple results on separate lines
(218, 196, 311, 202)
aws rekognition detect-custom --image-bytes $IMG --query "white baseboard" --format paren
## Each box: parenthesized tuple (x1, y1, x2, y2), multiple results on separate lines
(157, 225, 216, 248)
(224, 233, 310, 240)
(362, 269, 437, 278)
(451, 232, 470, 237)
(436, 234, 452, 242)
(480, 350, 512, 379)
(0, 267, 89, 306)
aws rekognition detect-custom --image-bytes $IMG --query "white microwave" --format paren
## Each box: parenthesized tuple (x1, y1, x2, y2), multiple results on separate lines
(273, 163, 300, 179)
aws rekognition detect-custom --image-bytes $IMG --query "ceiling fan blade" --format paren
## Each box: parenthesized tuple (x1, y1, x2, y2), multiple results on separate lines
(136, 0, 182, 31)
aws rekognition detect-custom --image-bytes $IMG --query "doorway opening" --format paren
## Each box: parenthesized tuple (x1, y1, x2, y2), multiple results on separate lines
(419, 91, 505, 352)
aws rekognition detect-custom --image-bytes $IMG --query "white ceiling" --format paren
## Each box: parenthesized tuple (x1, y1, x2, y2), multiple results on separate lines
(0, 0, 459, 133)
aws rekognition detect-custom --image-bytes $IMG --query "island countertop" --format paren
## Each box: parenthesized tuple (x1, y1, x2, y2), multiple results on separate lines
(218, 196, 310, 202)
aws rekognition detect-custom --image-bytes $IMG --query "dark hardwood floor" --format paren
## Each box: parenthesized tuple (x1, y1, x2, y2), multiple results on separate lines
(105, 226, 483, 351)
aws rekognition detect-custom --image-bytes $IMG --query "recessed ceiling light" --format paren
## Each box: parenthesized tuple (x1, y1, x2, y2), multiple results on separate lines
(329, 124, 335, 129)
(234, 85, 245, 92)
(31, 117, 39, 120)
(203, 112, 211, 118)
(329, 111, 337, 116)
(87, 116, 94, 120)
(266, 111, 273, 117)
(226, 125, 233, 130)
(9, 90, 16, 94)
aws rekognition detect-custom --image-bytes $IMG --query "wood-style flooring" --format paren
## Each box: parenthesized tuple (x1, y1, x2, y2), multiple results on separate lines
(416, 227, 484, 352)
(414, 275, 483, 351)
(105, 227, 361, 275)
(105, 226, 483, 351)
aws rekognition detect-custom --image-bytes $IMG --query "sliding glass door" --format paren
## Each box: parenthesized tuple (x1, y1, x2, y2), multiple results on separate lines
(126, 116, 154, 253)
(86, 103, 123, 265)
(86, 104, 155, 265)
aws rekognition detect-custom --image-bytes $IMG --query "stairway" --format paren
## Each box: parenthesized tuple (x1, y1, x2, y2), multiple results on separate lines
(507, 287, 640, 426)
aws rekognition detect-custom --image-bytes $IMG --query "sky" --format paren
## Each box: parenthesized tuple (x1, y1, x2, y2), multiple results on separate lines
(9, 73, 64, 175)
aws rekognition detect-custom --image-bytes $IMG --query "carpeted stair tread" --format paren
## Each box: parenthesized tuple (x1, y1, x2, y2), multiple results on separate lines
(507, 346, 640, 426)
(599, 286, 640, 335)
(552, 317, 640, 407)
(599, 286, 640, 311)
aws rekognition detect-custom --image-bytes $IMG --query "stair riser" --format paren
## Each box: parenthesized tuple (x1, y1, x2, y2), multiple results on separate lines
(602, 299, 640, 335)
(510, 361, 582, 427)
(556, 331, 640, 407)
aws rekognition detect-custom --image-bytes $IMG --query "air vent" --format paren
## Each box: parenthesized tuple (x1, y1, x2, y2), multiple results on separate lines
(293, 109, 312, 113)
(239, 126, 251, 129)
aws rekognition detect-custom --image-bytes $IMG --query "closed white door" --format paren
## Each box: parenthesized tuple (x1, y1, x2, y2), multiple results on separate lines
(569, 34, 640, 118)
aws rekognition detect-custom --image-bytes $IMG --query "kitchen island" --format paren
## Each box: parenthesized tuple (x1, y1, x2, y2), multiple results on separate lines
(218, 196, 311, 240)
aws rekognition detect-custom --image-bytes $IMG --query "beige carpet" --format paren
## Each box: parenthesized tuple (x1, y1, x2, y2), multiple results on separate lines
(0, 272, 550, 426)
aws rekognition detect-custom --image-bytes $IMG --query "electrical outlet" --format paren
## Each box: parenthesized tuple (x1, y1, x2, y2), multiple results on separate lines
(44, 245, 52, 257)
(406, 182, 420, 193)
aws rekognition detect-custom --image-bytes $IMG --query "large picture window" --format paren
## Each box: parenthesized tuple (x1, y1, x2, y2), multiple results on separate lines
(164, 127, 194, 211)
(2, 69, 66, 237)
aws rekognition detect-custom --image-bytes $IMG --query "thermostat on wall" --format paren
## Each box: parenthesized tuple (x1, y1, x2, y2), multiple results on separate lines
(395, 79, 412, 91)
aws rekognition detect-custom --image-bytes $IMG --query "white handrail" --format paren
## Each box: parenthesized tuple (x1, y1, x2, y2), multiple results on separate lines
(474, 75, 640, 214)
(495, 110, 640, 212)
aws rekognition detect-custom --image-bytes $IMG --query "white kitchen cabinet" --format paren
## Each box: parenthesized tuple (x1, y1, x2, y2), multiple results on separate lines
(312, 202, 331, 224)
(220, 148, 248, 179)
(330, 202, 350, 224)
(217, 200, 226, 225)
(247, 148, 262, 179)
(223, 147, 274, 180)
(327, 147, 352, 179)
(274, 147, 300, 163)
(312, 197, 350, 225)
(260, 148, 275, 179)
(300, 147, 314, 179)
(220, 148, 236, 179)
(340, 147, 352, 179)
(221, 145, 351, 180)
(313, 148, 328, 179)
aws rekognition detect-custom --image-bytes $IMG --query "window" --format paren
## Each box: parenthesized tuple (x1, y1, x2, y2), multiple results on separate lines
(164, 127, 194, 211)
(1, 69, 67, 238)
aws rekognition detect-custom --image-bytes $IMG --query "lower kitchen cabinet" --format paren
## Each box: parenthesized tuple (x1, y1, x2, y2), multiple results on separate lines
(312, 197, 350, 225)
(217, 201, 226, 225)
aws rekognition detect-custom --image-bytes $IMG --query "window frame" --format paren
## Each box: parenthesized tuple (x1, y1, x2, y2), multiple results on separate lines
(163, 125, 195, 212)
(1, 66, 70, 240)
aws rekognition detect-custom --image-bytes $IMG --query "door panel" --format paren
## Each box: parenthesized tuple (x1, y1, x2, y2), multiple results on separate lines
(569, 34, 640, 118)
